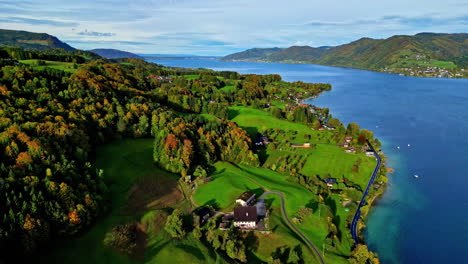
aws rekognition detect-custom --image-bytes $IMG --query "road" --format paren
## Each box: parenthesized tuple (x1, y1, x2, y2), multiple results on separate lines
(350, 141, 382, 244)
(259, 191, 326, 264)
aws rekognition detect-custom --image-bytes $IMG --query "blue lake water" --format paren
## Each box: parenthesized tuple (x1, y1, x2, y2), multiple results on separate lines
(149, 59, 468, 264)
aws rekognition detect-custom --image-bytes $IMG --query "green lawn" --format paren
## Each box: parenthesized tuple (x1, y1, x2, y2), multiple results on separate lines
(183, 74, 200, 80)
(19, 59, 77, 72)
(219, 85, 236, 92)
(228, 106, 376, 190)
(39, 139, 219, 264)
(300, 144, 376, 190)
(228, 106, 334, 144)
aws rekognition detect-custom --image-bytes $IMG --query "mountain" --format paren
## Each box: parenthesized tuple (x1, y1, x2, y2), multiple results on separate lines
(222, 33, 468, 77)
(265, 46, 329, 62)
(89, 48, 142, 59)
(0, 29, 75, 50)
(221, 47, 282, 61)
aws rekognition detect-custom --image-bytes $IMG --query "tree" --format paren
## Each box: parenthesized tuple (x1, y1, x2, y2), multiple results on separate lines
(103, 223, 137, 255)
(164, 209, 186, 238)
(193, 226, 202, 240)
(357, 134, 367, 145)
(350, 244, 373, 264)
(347, 122, 360, 136)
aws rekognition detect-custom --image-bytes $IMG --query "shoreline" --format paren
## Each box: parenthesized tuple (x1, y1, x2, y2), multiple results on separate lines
(304, 94, 389, 254)
(219, 59, 467, 79)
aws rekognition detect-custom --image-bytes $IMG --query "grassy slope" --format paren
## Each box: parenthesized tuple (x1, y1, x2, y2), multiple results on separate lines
(194, 162, 352, 264)
(224, 106, 376, 262)
(19, 59, 77, 73)
(229, 106, 334, 144)
(39, 139, 218, 264)
(229, 106, 375, 190)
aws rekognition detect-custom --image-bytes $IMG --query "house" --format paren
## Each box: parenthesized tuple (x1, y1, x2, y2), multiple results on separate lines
(233, 206, 258, 229)
(255, 135, 270, 146)
(345, 137, 353, 143)
(365, 150, 374, 157)
(324, 178, 337, 187)
(194, 207, 211, 226)
(236, 192, 256, 206)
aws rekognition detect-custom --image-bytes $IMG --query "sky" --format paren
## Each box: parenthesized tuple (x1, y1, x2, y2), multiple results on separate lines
(0, 0, 467, 55)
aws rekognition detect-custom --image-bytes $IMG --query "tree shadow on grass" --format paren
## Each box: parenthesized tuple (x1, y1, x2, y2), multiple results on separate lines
(144, 240, 171, 262)
(175, 244, 206, 262)
(202, 199, 220, 211)
(227, 108, 240, 119)
(305, 199, 319, 212)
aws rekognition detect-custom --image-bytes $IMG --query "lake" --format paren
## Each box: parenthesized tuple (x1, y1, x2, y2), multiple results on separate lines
(149, 58, 468, 264)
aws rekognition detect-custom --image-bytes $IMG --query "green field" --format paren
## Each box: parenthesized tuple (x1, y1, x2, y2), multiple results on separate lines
(300, 144, 375, 190)
(219, 85, 236, 92)
(228, 106, 375, 190)
(194, 162, 353, 263)
(19, 59, 77, 72)
(228, 106, 334, 144)
(183, 74, 200, 80)
(39, 139, 219, 264)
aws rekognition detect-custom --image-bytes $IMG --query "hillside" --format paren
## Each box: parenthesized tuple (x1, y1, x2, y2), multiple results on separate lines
(0, 29, 75, 50)
(89, 48, 142, 59)
(265, 46, 329, 62)
(1, 46, 384, 264)
(222, 33, 468, 77)
(221, 47, 282, 61)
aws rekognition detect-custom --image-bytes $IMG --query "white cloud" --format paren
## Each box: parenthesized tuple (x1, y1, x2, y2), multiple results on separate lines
(0, 0, 466, 55)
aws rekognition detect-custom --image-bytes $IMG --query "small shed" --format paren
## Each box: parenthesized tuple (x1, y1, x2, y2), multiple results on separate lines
(236, 191, 256, 206)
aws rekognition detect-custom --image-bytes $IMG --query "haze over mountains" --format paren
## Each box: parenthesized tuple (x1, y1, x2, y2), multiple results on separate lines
(88, 49, 142, 59)
(222, 33, 468, 71)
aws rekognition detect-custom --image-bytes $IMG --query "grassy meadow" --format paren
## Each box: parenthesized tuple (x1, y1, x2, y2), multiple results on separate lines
(39, 139, 220, 264)
(19, 59, 77, 72)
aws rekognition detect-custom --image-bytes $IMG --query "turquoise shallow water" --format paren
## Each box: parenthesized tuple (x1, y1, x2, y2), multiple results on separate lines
(149, 59, 468, 263)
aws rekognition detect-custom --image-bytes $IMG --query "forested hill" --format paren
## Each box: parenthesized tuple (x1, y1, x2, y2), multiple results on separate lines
(222, 47, 283, 61)
(0, 46, 333, 261)
(89, 48, 142, 59)
(222, 33, 468, 77)
(0, 29, 75, 51)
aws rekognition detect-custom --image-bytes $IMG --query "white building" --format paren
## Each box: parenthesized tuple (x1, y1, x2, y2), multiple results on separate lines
(233, 206, 258, 229)
(235, 192, 256, 206)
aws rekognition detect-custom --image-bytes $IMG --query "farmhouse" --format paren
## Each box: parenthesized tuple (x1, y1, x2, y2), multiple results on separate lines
(324, 178, 337, 187)
(236, 191, 256, 206)
(233, 206, 258, 229)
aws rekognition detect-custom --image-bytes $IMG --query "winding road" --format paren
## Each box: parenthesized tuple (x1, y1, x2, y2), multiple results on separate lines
(259, 191, 326, 264)
(350, 141, 382, 244)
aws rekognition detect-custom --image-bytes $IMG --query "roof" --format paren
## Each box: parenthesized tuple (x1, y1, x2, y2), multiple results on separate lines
(325, 178, 337, 184)
(237, 191, 255, 202)
(195, 207, 210, 217)
(234, 206, 258, 222)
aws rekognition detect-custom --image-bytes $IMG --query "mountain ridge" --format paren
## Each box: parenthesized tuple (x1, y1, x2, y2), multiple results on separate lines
(0, 29, 75, 50)
(89, 48, 142, 59)
(221, 33, 468, 77)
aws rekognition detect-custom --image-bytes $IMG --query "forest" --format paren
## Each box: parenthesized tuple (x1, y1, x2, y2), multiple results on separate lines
(0, 47, 335, 260)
